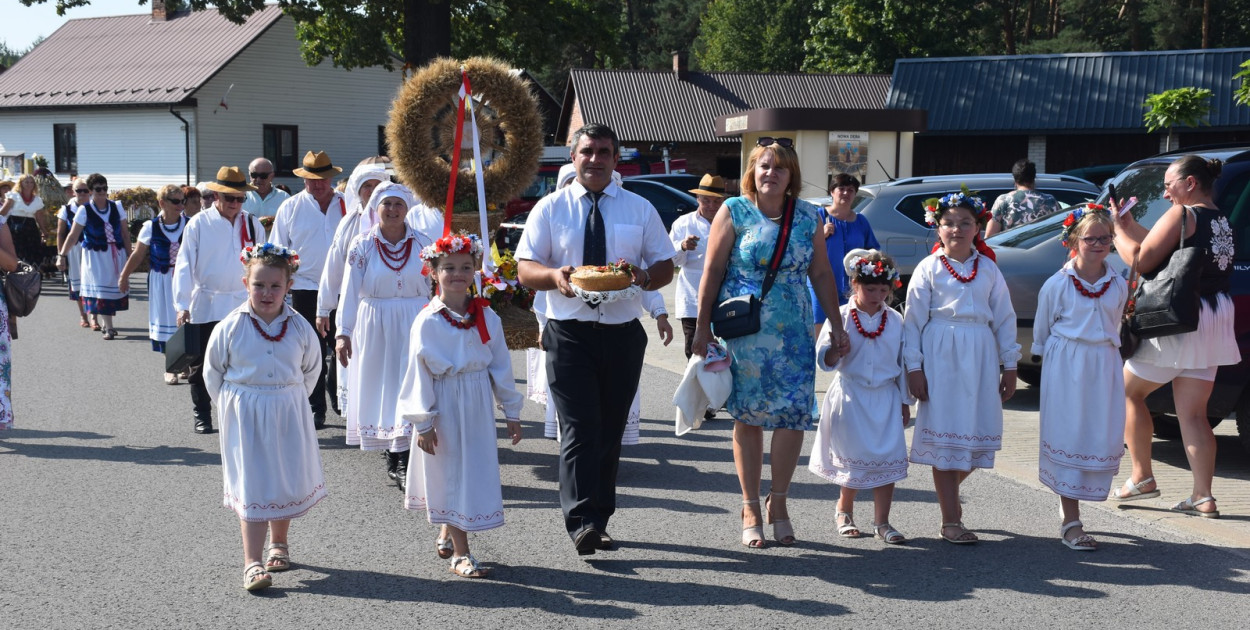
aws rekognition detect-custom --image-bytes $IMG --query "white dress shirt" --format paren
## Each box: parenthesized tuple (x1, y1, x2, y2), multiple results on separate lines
(667, 211, 712, 319)
(515, 181, 677, 325)
(406, 202, 445, 242)
(243, 188, 291, 217)
(317, 208, 364, 317)
(173, 205, 266, 322)
(269, 190, 346, 291)
(1031, 261, 1128, 356)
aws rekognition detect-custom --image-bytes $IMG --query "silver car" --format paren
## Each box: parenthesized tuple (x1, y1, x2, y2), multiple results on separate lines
(805, 173, 1101, 288)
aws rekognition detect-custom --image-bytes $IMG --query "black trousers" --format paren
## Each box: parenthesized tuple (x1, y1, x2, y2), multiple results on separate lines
(187, 320, 219, 422)
(680, 317, 697, 360)
(544, 319, 647, 539)
(289, 289, 332, 415)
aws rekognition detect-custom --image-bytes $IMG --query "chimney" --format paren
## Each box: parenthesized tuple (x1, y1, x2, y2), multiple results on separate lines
(673, 51, 688, 81)
(152, 0, 169, 21)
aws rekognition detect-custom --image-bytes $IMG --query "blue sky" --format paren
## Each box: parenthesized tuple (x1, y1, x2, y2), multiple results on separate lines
(5, 0, 150, 51)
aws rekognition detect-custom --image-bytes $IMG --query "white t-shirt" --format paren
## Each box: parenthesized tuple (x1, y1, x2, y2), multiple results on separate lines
(5, 191, 43, 219)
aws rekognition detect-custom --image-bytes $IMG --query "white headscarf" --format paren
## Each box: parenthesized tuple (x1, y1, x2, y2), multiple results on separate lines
(343, 164, 391, 216)
(360, 181, 417, 236)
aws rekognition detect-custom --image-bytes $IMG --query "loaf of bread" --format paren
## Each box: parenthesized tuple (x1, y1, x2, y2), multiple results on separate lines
(570, 265, 632, 292)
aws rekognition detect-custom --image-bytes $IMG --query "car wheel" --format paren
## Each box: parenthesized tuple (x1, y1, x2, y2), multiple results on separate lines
(1152, 414, 1224, 440)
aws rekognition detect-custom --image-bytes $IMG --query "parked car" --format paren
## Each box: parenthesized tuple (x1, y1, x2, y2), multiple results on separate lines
(803, 173, 1101, 293)
(623, 173, 704, 193)
(1059, 163, 1129, 187)
(988, 144, 1250, 450)
(493, 180, 698, 256)
(504, 162, 565, 219)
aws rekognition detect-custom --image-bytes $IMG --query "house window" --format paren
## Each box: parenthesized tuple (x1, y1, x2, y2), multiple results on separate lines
(378, 125, 389, 158)
(54, 124, 77, 174)
(263, 125, 299, 176)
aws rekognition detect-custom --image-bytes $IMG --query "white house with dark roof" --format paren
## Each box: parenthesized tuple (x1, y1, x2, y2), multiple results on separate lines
(0, 3, 402, 190)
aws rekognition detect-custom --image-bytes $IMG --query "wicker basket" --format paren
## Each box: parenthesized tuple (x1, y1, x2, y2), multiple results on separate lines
(495, 302, 539, 350)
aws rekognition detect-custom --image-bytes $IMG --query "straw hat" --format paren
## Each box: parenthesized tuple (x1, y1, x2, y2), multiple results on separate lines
(292, 151, 343, 179)
(688, 174, 726, 198)
(204, 166, 258, 194)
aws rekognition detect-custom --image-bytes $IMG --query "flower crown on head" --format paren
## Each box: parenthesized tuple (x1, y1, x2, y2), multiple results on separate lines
(923, 185, 988, 226)
(1060, 203, 1109, 248)
(420, 231, 483, 263)
(844, 248, 902, 289)
(240, 242, 300, 270)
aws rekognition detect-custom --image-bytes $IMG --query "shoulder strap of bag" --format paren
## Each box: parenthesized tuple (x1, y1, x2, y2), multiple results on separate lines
(1124, 252, 1139, 317)
(759, 197, 796, 302)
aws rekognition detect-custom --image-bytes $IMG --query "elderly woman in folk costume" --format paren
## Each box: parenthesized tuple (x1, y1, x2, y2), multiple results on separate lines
(119, 184, 191, 383)
(56, 173, 131, 340)
(57, 178, 96, 329)
(317, 160, 391, 419)
(335, 182, 437, 487)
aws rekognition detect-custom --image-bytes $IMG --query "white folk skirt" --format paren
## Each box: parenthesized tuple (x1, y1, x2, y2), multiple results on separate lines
(1038, 335, 1125, 501)
(908, 320, 1003, 471)
(218, 382, 327, 521)
(66, 242, 82, 299)
(809, 374, 908, 489)
(147, 269, 178, 344)
(404, 370, 506, 532)
(347, 295, 426, 452)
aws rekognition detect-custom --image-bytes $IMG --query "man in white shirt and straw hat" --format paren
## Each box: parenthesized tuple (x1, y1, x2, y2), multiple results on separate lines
(269, 150, 346, 429)
(173, 166, 266, 434)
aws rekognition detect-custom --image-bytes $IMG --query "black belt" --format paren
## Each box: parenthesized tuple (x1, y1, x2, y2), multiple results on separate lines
(558, 319, 636, 329)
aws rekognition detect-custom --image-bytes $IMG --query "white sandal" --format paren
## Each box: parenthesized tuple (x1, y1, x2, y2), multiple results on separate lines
(1060, 520, 1097, 551)
(1110, 476, 1160, 502)
(873, 522, 907, 545)
(449, 554, 489, 578)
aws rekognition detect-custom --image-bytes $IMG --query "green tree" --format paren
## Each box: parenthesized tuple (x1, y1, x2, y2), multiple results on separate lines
(1143, 87, 1213, 151)
(803, 0, 982, 74)
(695, 0, 811, 72)
(1234, 60, 1250, 108)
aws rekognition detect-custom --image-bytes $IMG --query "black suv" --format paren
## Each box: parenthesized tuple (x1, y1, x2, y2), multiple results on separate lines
(989, 144, 1250, 451)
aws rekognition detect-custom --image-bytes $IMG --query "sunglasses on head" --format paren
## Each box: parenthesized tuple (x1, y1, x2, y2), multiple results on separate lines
(220, 194, 246, 204)
(756, 137, 793, 149)
(92, 186, 108, 192)
(250, 172, 272, 179)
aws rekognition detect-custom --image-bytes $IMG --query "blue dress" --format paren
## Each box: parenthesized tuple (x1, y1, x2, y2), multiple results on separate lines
(810, 207, 879, 322)
(718, 196, 819, 430)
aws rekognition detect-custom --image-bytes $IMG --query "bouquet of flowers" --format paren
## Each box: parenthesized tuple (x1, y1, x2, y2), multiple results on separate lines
(481, 247, 535, 312)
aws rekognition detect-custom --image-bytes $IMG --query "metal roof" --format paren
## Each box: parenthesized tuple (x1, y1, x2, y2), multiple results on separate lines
(559, 69, 892, 143)
(887, 48, 1250, 134)
(0, 6, 283, 109)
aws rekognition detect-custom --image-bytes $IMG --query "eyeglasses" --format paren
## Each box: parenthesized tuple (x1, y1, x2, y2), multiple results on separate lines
(250, 172, 273, 179)
(220, 194, 246, 204)
(74, 188, 90, 193)
(165, 197, 185, 205)
(757, 137, 794, 149)
(938, 221, 975, 231)
(92, 186, 108, 192)
(1080, 235, 1113, 246)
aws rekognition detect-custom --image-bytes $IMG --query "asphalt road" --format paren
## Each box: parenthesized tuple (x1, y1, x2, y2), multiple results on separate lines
(4, 276, 1249, 629)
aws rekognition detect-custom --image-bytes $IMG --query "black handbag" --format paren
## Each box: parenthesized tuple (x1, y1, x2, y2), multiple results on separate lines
(165, 323, 208, 373)
(711, 198, 795, 339)
(2, 260, 43, 318)
(1129, 206, 1204, 340)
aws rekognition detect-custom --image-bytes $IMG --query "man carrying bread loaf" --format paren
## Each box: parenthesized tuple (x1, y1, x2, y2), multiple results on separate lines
(517, 123, 677, 556)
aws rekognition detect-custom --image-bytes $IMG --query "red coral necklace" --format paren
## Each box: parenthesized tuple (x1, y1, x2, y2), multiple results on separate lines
(375, 236, 414, 272)
(1071, 275, 1112, 298)
(439, 308, 475, 330)
(851, 307, 887, 339)
(940, 255, 978, 283)
(250, 315, 289, 342)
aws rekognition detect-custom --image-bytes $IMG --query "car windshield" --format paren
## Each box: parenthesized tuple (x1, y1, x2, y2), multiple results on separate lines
(987, 164, 1171, 249)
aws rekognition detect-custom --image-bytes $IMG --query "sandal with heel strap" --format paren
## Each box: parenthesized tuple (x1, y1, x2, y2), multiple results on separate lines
(940, 521, 978, 544)
(1111, 476, 1160, 502)
(764, 491, 796, 546)
(1171, 496, 1220, 519)
(836, 511, 861, 538)
(243, 562, 272, 591)
(873, 522, 907, 545)
(435, 536, 454, 559)
(449, 554, 490, 578)
(264, 542, 291, 572)
(1060, 520, 1097, 551)
(741, 499, 766, 549)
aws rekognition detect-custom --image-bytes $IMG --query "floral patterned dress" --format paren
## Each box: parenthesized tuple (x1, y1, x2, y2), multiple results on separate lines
(0, 216, 11, 430)
(718, 196, 819, 429)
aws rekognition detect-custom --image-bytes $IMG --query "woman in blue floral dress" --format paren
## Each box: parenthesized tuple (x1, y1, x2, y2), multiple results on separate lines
(0, 214, 17, 430)
(693, 138, 846, 549)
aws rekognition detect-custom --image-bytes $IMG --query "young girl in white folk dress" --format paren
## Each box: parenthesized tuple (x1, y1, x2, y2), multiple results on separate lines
(399, 233, 523, 579)
(809, 249, 913, 544)
(204, 243, 326, 591)
(904, 191, 1020, 544)
(1032, 205, 1128, 551)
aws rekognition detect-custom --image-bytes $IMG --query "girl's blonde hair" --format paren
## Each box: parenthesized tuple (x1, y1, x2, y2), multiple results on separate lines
(241, 243, 300, 278)
(1061, 204, 1115, 257)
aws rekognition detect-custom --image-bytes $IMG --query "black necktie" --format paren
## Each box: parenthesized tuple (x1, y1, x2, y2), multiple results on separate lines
(583, 192, 607, 267)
